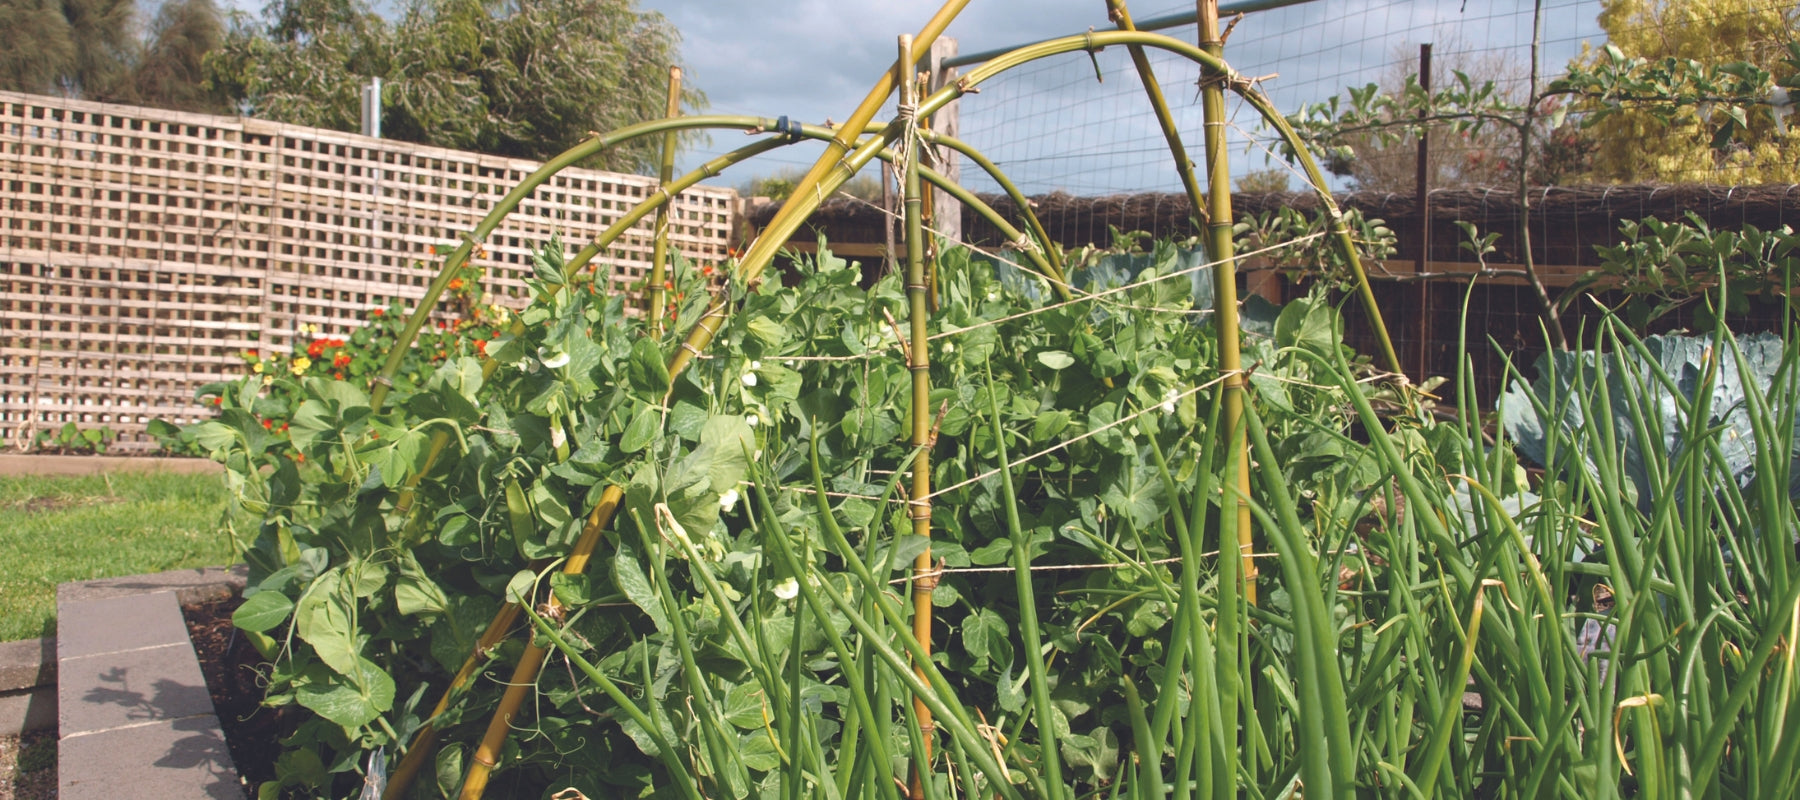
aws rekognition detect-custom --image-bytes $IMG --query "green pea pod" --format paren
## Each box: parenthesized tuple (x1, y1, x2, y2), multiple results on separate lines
(504, 480, 534, 548)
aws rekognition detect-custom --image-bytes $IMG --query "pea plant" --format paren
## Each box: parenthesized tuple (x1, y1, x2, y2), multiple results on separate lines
(176, 3, 1800, 799)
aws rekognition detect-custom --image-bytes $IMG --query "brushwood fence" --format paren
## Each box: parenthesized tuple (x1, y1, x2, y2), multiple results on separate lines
(0, 91, 736, 453)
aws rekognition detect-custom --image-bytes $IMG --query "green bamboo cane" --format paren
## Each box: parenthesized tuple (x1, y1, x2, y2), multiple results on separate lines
(560, 123, 1065, 288)
(896, 39, 943, 800)
(730, 0, 972, 300)
(1194, 0, 1258, 613)
(367, 113, 811, 416)
(1106, 0, 1211, 235)
(648, 66, 683, 330)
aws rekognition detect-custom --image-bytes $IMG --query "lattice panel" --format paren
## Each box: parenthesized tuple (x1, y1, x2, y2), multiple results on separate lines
(0, 91, 735, 452)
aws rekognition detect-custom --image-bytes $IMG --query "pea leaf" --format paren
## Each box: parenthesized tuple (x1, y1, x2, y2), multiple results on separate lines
(232, 590, 294, 633)
(296, 657, 394, 729)
(1037, 350, 1076, 370)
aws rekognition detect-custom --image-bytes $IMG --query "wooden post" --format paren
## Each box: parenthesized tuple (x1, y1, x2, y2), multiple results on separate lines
(928, 37, 962, 244)
(1412, 43, 1433, 382)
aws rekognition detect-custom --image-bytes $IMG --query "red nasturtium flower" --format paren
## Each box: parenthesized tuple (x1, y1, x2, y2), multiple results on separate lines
(334, 354, 351, 368)
(371, 308, 383, 317)
(333, 371, 344, 380)
(476, 339, 487, 355)
(448, 278, 465, 291)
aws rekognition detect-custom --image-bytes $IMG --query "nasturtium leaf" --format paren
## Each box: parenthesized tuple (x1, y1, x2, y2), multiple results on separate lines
(232, 589, 294, 633)
(189, 421, 238, 454)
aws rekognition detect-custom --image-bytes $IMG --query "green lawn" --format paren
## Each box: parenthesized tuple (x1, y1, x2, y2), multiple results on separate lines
(0, 470, 238, 641)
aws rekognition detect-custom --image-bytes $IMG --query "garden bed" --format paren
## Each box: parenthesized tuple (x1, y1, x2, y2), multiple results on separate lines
(182, 595, 287, 791)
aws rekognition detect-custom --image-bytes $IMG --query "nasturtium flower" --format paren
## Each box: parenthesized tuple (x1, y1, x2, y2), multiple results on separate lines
(291, 356, 312, 376)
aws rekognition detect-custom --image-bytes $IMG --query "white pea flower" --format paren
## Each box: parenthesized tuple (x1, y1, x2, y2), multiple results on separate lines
(986, 285, 1002, 302)
(772, 577, 800, 601)
(1160, 388, 1180, 415)
(749, 360, 762, 371)
(941, 341, 955, 355)
(746, 413, 760, 428)
(720, 488, 741, 512)
(741, 372, 758, 387)
(539, 348, 570, 369)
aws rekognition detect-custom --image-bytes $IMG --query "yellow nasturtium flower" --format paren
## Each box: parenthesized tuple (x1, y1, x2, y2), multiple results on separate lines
(291, 356, 313, 376)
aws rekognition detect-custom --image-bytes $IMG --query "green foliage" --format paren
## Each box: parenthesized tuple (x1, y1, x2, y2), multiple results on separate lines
(32, 423, 117, 455)
(1231, 205, 1397, 291)
(1578, 212, 1800, 327)
(0, 0, 227, 113)
(1503, 329, 1800, 507)
(204, 0, 703, 171)
(1577, 0, 1800, 183)
(184, 229, 1800, 799)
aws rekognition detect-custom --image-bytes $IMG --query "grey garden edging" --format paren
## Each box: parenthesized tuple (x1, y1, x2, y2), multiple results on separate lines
(54, 565, 247, 800)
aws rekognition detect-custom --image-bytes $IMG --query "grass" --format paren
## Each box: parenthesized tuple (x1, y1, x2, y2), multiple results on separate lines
(0, 470, 237, 641)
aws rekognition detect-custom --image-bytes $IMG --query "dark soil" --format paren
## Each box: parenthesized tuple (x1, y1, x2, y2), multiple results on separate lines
(182, 596, 293, 792)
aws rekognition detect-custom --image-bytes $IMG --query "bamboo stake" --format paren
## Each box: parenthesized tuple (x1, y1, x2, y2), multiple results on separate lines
(648, 66, 683, 331)
(726, 0, 971, 296)
(1195, 0, 1256, 607)
(896, 36, 940, 800)
(1106, 0, 1211, 233)
(457, 488, 622, 799)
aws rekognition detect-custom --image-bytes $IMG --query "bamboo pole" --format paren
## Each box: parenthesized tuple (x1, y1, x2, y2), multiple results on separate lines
(648, 66, 683, 331)
(1196, 0, 1256, 606)
(378, 25, 1407, 798)
(896, 36, 940, 800)
(456, 488, 622, 799)
(726, 0, 971, 296)
(1106, 0, 1211, 233)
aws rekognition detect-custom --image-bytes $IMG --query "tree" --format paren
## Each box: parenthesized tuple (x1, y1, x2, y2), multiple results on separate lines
(0, 0, 137, 98)
(205, 0, 703, 173)
(1311, 39, 1594, 194)
(1580, 0, 1800, 183)
(124, 0, 227, 113)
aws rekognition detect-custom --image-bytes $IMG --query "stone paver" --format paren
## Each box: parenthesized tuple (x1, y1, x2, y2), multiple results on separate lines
(59, 642, 216, 735)
(56, 581, 245, 799)
(0, 637, 52, 693)
(0, 685, 55, 734)
(55, 592, 193, 660)
(58, 715, 241, 800)
(55, 564, 246, 608)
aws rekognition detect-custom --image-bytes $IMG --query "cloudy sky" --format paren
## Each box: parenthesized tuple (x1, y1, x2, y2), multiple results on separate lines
(636, 0, 1608, 194)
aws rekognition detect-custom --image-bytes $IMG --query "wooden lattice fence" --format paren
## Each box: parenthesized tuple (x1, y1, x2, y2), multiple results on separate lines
(0, 91, 736, 452)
